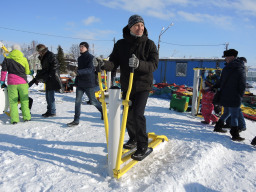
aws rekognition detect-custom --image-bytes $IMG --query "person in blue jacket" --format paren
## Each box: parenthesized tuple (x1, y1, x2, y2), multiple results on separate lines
(67, 42, 102, 127)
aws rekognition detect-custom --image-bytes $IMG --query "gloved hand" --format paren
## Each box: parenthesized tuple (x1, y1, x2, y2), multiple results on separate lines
(93, 57, 104, 68)
(129, 54, 139, 69)
(28, 78, 38, 87)
(30, 70, 34, 76)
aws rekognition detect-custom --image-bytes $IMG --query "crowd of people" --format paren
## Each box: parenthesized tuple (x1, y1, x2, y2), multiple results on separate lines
(1, 14, 255, 159)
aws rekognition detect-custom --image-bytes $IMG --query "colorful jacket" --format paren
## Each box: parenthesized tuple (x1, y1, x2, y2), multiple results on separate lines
(201, 90, 215, 105)
(1, 50, 30, 85)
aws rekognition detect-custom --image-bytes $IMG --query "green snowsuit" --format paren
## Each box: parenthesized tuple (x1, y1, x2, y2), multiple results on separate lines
(1, 50, 31, 123)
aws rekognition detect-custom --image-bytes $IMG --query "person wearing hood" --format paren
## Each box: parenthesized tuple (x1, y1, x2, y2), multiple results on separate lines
(213, 49, 246, 141)
(0, 44, 32, 124)
(93, 15, 158, 160)
(29, 44, 63, 117)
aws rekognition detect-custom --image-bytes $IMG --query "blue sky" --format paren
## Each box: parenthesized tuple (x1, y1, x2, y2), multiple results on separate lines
(1, 0, 256, 66)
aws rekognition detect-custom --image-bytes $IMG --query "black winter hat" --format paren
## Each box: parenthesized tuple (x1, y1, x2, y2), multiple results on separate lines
(222, 49, 238, 57)
(79, 42, 89, 49)
(128, 14, 144, 29)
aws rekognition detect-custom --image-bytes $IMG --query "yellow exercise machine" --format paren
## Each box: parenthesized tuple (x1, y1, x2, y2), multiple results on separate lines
(97, 66, 168, 179)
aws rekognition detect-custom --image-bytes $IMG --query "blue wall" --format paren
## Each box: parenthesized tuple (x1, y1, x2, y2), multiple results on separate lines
(153, 59, 225, 86)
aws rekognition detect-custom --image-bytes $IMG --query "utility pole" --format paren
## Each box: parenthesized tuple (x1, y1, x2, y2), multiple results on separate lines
(158, 23, 174, 55)
(225, 42, 229, 50)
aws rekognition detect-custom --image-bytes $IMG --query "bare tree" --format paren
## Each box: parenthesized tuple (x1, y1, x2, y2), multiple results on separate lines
(69, 44, 80, 60)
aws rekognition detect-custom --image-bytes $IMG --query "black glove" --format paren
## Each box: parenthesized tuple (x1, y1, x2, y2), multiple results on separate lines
(28, 78, 38, 87)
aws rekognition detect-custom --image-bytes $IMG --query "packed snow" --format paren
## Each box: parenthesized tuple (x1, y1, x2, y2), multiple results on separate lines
(0, 77, 256, 192)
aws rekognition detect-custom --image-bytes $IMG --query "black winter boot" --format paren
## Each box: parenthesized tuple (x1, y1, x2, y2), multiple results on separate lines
(213, 119, 227, 133)
(251, 136, 256, 146)
(230, 126, 245, 141)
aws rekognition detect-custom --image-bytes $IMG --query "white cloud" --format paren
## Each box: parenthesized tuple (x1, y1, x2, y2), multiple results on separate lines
(178, 11, 232, 27)
(83, 16, 100, 25)
(234, 0, 256, 16)
(96, 0, 254, 28)
(75, 29, 115, 40)
(96, 0, 182, 19)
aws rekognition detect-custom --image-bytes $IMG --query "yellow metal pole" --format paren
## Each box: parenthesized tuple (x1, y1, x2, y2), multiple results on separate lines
(98, 71, 109, 147)
(0, 43, 9, 57)
(115, 69, 134, 172)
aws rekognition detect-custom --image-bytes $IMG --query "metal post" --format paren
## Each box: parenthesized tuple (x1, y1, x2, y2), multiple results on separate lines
(108, 87, 122, 176)
(192, 69, 200, 116)
(157, 23, 174, 55)
(107, 71, 111, 89)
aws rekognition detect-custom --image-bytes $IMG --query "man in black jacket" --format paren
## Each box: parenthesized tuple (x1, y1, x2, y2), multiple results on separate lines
(67, 42, 102, 127)
(30, 44, 62, 117)
(213, 49, 246, 141)
(93, 15, 158, 160)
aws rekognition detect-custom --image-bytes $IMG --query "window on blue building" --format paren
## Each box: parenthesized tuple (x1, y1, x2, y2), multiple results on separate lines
(176, 62, 187, 77)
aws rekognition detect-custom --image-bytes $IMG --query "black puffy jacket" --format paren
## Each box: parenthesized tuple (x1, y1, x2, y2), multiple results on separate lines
(75, 51, 96, 88)
(35, 50, 62, 91)
(219, 58, 246, 107)
(103, 25, 158, 95)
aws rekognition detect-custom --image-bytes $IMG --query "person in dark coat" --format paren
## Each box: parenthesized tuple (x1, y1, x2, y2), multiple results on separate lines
(29, 44, 63, 117)
(93, 15, 158, 160)
(223, 57, 247, 132)
(213, 49, 246, 141)
(67, 42, 102, 127)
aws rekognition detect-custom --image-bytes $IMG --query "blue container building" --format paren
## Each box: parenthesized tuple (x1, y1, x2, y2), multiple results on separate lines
(154, 58, 225, 86)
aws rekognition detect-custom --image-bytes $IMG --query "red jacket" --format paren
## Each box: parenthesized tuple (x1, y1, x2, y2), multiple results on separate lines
(201, 90, 215, 105)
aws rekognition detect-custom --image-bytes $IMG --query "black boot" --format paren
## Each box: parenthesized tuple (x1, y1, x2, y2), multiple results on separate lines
(230, 126, 244, 141)
(123, 139, 137, 149)
(251, 136, 256, 146)
(213, 119, 226, 133)
(222, 123, 231, 129)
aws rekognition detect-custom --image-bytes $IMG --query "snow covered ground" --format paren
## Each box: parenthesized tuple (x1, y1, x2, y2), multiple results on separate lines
(0, 79, 256, 192)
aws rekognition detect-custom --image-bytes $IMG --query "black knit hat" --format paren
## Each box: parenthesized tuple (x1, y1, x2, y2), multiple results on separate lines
(128, 15, 144, 29)
(79, 42, 89, 49)
(222, 49, 238, 57)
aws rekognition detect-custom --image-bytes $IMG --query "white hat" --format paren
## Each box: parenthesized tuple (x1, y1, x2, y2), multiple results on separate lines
(12, 44, 21, 51)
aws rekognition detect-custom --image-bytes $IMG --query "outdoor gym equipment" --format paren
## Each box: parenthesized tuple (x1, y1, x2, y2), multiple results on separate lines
(97, 66, 168, 179)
